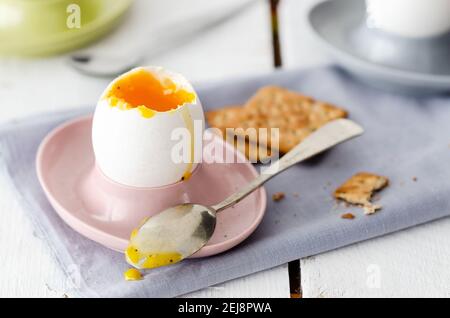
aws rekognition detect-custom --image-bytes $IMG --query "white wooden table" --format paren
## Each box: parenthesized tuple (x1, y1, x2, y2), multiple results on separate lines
(1, 0, 448, 298)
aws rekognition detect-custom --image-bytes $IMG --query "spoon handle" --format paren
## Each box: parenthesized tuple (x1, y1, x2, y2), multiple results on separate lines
(212, 119, 364, 212)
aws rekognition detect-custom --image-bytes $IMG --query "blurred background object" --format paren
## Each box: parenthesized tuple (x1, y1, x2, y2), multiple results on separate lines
(69, 0, 257, 76)
(280, 0, 450, 94)
(0, 0, 271, 122)
(365, 0, 450, 38)
(0, 0, 132, 56)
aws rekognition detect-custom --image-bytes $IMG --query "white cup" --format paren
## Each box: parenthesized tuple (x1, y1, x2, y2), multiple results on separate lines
(366, 0, 450, 38)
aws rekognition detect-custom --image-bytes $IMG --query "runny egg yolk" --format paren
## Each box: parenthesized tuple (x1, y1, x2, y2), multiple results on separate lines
(105, 69, 197, 180)
(142, 252, 183, 269)
(130, 228, 139, 240)
(125, 245, 183, 270)
(124, 268, 142, 281)
(105, 68, 196, 117)
(180, 106, 194, 181)
(125, 218, 183, 278)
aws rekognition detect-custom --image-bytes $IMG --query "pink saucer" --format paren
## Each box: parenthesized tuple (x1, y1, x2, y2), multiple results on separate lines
(36, 116, 267, 258)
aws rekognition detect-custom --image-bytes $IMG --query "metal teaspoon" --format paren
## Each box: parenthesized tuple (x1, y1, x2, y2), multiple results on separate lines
(127, 119, 364, 269)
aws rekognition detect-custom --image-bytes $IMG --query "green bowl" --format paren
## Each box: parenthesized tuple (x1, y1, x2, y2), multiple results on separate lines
(0, 0, 133, 56)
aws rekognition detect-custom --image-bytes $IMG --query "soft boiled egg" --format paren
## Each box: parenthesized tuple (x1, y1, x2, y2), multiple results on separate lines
(92, 66, 205, 188)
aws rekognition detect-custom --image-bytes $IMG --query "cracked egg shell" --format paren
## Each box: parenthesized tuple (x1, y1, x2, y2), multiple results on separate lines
(92, 66, 205, 188)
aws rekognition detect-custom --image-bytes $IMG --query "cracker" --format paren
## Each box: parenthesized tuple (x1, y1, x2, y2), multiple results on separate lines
(205, 105, 243, 129)
(334, 172, 389, 215)
(206, 86, 348, 155)
(242, 86, 347, 153)
(206, 105, 274, 162)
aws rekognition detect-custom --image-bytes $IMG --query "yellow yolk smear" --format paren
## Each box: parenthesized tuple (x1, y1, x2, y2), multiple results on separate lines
(142, 252, 183, 269)
(130, 228, 139, 240)
(125, 245, 183, 270)
(124, 268, 142, 281)
(105, 68, 196, 117)
(180, 106, 194, 181)
(126, 245, 142, 265)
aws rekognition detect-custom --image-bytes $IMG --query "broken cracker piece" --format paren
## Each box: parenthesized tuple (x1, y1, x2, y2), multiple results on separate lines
(363, 204, 382, 215)
(334, 172, 389, 215)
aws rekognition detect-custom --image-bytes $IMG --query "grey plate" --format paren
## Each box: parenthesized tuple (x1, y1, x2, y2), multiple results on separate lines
(308, 0, 450, 94)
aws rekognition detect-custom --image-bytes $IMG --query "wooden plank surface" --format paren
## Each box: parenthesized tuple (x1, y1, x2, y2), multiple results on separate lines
(279, 0, 450, 298)
(183, 265, 289, 298)
(301, 218, 450, 298)
(0, 0, 290, 298)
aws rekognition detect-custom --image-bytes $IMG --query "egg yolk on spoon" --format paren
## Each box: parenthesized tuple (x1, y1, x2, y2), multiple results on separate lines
(124, 222, 183, 280)
(105, 68, 196, 118)
(125, 236, 183, 280)
(126, 246, 182, 269)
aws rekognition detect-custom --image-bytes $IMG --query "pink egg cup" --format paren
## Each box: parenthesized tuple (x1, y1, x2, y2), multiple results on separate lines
(36, 116, 267, 257)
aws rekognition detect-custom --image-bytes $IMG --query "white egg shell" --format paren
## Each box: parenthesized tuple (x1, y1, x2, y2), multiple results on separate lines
(92, 67, 205, 188)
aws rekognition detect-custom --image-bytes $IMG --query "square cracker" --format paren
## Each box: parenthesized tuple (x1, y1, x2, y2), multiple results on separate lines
(334, 172, 389, 214)
(205, 105, 243, 130)
(241, 86, 348, 153)
(206, 106, 274, 162)
(206, 86, 348, 155)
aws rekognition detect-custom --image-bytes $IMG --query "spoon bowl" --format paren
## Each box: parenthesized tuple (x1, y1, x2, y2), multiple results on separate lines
(128, 204, 217, 269)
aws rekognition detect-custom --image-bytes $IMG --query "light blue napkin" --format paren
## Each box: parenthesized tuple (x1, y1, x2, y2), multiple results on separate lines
(1, 66, 449, 297)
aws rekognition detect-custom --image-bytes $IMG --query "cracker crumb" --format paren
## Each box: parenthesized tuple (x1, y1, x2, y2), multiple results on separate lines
(272, 192, 285, 202)
(363, 204, 382, 215)
(341, 213, 355, 220)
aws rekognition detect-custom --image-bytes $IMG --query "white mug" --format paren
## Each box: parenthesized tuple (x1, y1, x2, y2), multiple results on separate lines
(366, 0, 450, 38)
